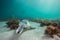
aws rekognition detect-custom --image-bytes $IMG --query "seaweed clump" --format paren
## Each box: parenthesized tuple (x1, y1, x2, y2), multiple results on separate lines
(6, 19, 19, 30)
(40, 19, 51, 26)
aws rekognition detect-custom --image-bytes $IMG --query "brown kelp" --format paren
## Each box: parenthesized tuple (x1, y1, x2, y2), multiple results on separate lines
(6, 19, 20, 30)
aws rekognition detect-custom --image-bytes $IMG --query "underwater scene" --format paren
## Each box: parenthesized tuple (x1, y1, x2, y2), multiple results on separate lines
(0, 0, 60, 40)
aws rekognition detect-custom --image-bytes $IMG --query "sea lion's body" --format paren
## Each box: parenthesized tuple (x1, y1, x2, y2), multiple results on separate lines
(16, 20, 31, 34)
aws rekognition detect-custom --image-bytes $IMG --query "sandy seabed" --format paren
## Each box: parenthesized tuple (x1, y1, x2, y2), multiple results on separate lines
(0, 21, 58, 40)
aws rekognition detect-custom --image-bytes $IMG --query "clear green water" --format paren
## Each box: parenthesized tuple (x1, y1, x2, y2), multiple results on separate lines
(0, 0, 60, 20)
